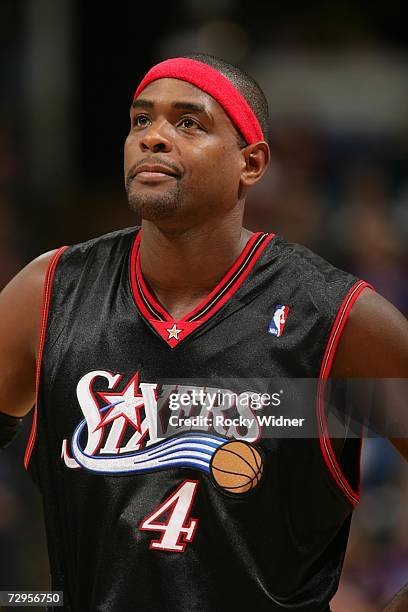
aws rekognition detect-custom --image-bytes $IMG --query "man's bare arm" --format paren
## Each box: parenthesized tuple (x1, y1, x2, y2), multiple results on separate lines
(332, 287, 408, 460)
(0, 251, 56, 418)
(332, 287, 408, 612)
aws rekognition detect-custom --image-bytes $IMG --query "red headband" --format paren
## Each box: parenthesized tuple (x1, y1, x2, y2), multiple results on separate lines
(133, 58, 264, 144)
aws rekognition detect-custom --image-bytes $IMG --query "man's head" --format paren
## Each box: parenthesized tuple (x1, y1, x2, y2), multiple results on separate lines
(124, 54, 270, 230)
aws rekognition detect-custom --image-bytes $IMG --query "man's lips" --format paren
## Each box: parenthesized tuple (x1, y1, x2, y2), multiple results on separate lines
(134, 164, 181, 180)
(136, 171, 176, 182)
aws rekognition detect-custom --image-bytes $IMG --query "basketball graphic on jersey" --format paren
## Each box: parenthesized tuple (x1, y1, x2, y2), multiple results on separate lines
(210, 440, 264, 494)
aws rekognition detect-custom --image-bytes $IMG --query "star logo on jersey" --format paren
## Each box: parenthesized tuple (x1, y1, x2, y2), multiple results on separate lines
(94, 372, 145, 432)
(166, 323, 182, 340)
(150, 320, 200, 348)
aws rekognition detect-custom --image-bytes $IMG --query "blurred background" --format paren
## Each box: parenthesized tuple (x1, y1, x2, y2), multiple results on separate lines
(0, 1, 407, 610)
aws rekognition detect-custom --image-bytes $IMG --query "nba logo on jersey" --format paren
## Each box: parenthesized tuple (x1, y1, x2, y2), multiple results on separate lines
(268, 304, 289, 337)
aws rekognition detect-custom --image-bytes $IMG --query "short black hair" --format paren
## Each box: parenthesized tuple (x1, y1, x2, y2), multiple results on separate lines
(181, 53, 269, 147)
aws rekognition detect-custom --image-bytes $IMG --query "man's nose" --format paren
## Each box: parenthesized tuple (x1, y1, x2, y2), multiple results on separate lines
(140, 121, 173, 153)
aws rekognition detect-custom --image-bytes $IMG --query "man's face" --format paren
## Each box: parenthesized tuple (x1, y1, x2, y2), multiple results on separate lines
(124, 78, 245, 227)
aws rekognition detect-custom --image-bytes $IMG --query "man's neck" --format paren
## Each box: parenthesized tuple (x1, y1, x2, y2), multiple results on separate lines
(138, 218, 253, 320)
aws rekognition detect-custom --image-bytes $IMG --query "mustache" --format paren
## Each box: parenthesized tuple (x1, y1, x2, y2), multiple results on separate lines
(125, 157, 184, 189)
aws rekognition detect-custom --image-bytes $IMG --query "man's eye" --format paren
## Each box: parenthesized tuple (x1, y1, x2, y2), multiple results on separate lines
(178, 117, 200, 129)
(133, 115, 151, 128)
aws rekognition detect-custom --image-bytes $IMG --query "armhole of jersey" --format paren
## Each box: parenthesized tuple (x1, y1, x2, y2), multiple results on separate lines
(317, 280, 374, 507)
(24, 247, 68, 470)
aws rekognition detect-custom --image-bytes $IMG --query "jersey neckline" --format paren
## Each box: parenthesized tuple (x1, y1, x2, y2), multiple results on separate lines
(130, 229, 274, 348)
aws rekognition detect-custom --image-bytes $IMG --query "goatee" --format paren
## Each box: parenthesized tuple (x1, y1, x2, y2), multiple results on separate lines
(126, 181, 182, 221)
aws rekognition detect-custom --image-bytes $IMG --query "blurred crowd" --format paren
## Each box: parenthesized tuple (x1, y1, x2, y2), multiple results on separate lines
(1, 1, 407, 611)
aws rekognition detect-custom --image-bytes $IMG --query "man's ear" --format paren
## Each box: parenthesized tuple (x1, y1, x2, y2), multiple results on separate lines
(240, 141, 270, 188)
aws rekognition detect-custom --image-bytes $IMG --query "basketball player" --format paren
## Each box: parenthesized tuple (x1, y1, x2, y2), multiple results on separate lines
(0, 55, 407, 611)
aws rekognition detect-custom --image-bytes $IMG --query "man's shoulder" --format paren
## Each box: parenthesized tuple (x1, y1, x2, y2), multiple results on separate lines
(66, 226, 139, 255)
(34, 227, 140, 289)
(273, 235, 350, 278)
(269, 235, 358, 303)
(332, 287, 408, 377)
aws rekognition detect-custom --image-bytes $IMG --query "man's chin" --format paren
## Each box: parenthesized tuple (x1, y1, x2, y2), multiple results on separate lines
(127, 193, 181, 222)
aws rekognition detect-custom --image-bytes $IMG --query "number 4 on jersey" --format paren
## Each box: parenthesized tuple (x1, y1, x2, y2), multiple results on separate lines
(139, 480, 199, 552)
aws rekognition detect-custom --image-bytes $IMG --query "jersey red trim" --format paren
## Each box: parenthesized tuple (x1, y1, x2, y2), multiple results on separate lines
(186, 233, 271, 322)
(317, 280, 374, 506)
(130, 231, 274, 348)
(24, 247, 68, 470)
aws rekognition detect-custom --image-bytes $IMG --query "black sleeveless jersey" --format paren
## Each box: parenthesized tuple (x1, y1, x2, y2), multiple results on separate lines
(25, 227, 371, 612)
